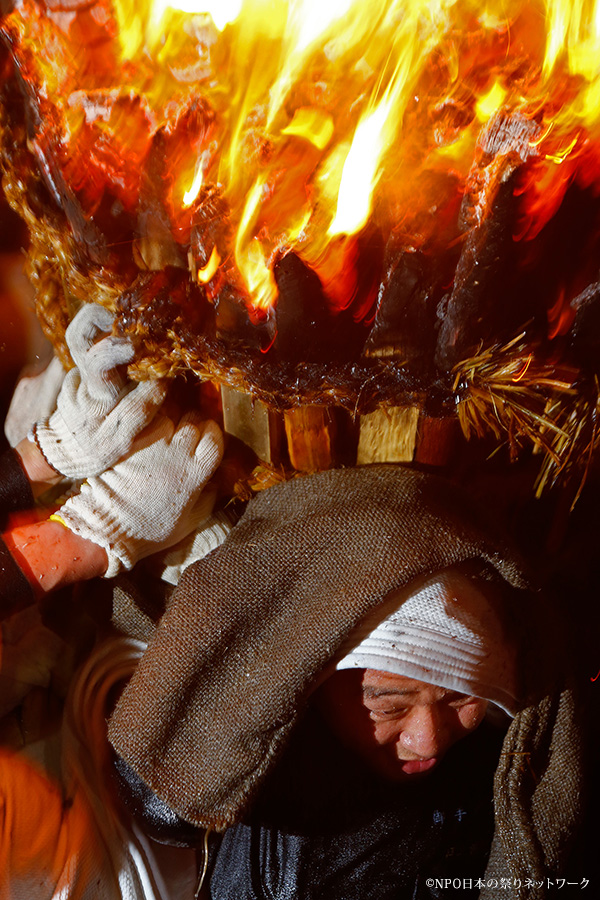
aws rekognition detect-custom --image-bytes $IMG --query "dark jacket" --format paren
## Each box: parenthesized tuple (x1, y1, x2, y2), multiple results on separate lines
(208, 708, 506, 900)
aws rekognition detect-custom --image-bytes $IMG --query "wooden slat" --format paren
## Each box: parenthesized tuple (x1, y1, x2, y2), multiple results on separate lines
(414, 415, 458, 466)
(357, 406, 420, 464)
(284, 406, 337, 472)
(221, 385, 283, 465)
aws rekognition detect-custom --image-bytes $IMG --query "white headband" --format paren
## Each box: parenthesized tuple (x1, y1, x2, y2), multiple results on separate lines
(336, 568, 519, 716)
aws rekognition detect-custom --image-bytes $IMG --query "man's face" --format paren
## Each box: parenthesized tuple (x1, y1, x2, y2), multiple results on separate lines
(315, 669, 488, 781)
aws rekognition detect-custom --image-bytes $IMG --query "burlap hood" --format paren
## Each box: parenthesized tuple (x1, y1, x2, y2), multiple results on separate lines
(108, 465, 582, 898)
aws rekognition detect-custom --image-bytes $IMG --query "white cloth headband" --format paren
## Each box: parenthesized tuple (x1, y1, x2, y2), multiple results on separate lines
(336, 568, 519, 716)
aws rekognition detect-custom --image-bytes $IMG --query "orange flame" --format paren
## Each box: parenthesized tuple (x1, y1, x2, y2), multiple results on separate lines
(7, 0, 600, 318)
(197, 245, 221, 282)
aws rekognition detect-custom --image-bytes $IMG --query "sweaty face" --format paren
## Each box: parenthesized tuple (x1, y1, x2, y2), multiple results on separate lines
(315, 669, 488, 781)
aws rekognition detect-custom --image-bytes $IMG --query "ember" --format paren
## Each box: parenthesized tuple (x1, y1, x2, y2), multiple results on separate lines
(2, 0, 600, 488)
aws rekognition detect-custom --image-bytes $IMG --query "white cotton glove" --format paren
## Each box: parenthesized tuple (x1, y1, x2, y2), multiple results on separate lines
(55, 412, 224, 578)
(30, 304, 167, 479)
(147, 509, 233, 585)
(4, 356, 66, 447)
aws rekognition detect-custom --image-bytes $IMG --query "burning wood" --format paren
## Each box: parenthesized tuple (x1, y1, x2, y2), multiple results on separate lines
(435, 110, 541, 370)
(1, 0, 600, 488)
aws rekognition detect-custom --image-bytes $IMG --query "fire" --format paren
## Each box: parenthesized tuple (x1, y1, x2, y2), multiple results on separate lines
(280, 108, 334, 151)
(197, 245, 221, 283)
(183, 163, 205, 207)
(328, 99, 395, 239)
(476, 82, 507, 122)
(170, 0, 243, 32)
(235, 179, 278, 311)
(543, 0, 600, 87)
(4, 0, 600, 329)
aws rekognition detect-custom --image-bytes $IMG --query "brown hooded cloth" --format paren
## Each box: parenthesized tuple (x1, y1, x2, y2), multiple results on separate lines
(108, 464, 583, 900)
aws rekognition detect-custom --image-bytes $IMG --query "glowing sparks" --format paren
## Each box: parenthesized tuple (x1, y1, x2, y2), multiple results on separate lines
(529, 122, 555, 148)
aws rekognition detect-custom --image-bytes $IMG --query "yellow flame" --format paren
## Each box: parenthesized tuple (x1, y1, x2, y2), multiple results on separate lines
(290, 0, 355, 54)
(106, 0, 520, 309)
(327, 5, 437, 240)
(191, 0, 243, 31)
(476, 81, 507, 121)
(545, 134, 579, 163)
(217, 0, 289, 199)
(281, 108, 334, 150)
(182, 164, 204, 207)
(540, 0, 600, 127)
(264, 0, 392, 132)
(235, 179, 278, 309)
(328, 97, 394, 237)
(112, 0, 145, 59)
(581, 78, 600, 125)
(113, 0, 243, 57)
(150, 0, 242, 42)
(434, 128, 476, 169)
(478, 8, 506, 29)
(236, 180, 265, 261)
(238, 240, 278, 310)
(102, 0, 600, 311)
(543, 0, 570, 77)
(197, 245, 221, 282)
(544, 0, 600, 82)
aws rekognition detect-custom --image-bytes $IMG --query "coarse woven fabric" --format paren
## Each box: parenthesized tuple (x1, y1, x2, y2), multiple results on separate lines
(107, 465, 581, 899)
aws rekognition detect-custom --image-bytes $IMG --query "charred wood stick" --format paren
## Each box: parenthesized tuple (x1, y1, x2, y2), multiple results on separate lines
(568, 280, 600, 374)
(0, 31, 109, 265)
(272, 252, 333, 363)
(365, 248, 449, 374)
(435, 111, 541, 371)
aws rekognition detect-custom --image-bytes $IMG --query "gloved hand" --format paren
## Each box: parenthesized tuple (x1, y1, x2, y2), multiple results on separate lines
(55, 412, 224, 578)
(147, 509, 233, 585)
(4, 356, 66, 448)
(30, 304, 167, 479)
